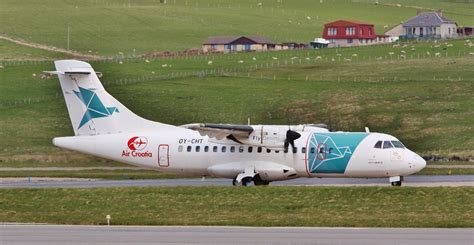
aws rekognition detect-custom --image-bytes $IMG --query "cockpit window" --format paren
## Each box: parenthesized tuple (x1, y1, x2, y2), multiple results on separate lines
(383, 141, 394, 149)
(391, 141, 405, 149)
(374, 141, 382, 149)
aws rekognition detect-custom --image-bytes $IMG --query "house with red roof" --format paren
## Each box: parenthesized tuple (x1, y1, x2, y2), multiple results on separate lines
(322, 20, 390, 47)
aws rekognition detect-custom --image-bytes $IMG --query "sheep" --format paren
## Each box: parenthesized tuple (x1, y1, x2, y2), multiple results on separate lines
(376, 56, 383, 60)
(162, 64, 168, 67)
(388, 52, 394, 55)
(145, 59, 150, 63)
(399, 54, 406, 59)
(401, 50, 406, 54)
(207, 60, 213, 65)
(238, 60, 244, 63)
(315, 56, 322, 60)
(352, 54, 358, 57)
(336, 53, 342, 56)
(344, 58, 352, 62)
(272, 57, 278, 60)
(306, 16, 311, 20)
(252, 57, 256, 61)
(435, 52, 441, 57)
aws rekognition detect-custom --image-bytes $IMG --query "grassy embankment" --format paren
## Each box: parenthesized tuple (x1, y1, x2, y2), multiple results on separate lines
(1, 38, 473, 178)
(0, 186, 472, 227)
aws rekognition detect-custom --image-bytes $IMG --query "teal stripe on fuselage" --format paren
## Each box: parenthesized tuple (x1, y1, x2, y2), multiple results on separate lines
(307, 132, 368, 174)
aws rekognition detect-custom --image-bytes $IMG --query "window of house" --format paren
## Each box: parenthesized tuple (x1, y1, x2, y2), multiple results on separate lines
(257, 147, 262, 153)
(204, 146, 209, 152)
(221, 146, 227, 152)
(213, 146, 218, 152)
(195, 146, 200, 152)
(211, 44, 218, 49)
(346, 27, 355, 35)
(348, 38, 353, 43)
(230, 146, 235, 152)
(374, 141, 382, 149)
(187, 146, 192, 152)
(328, 27, 337, 36)
(248, 146, 253, 153)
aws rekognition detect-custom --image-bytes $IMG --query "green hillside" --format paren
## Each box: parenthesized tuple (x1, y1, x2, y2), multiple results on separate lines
(1, 0, 473, 56)
(0, 38, 473, 168)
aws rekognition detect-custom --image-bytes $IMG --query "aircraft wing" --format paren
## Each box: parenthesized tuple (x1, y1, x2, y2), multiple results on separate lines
(181, 123, 253, 140)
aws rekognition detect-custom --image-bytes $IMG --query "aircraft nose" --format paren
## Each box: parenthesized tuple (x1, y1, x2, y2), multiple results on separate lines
(414, 154, 426, 171)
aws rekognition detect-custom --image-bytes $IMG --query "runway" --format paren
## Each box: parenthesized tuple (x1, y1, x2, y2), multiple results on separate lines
(1, 175, 473, 188)
(1, 225, 472, 245)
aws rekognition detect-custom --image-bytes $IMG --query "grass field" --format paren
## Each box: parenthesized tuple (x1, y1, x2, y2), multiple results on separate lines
(0, 38, 473, 172)
(1, 0, 473, 56)
(1, 186, 472, 227)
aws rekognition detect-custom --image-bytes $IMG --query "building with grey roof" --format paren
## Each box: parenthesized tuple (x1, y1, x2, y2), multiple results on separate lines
(402, 12, 457, 39)
(202, 36, 277, 53)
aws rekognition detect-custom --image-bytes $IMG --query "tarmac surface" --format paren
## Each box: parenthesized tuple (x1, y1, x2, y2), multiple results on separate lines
(1, 225, 473, 245)
(1, 175, 473, 188)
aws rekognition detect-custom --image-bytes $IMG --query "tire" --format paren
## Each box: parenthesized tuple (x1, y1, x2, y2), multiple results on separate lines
(253, 175, 270, 186)
(241, 177, 253, 186)
(391, 181, 402, 186)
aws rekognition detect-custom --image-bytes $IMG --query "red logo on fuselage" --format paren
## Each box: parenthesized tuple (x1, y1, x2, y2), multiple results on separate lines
(122, 136, 152, 158)
(128, 136, 148, 151)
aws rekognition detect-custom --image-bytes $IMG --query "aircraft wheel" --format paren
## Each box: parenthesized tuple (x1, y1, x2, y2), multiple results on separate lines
(253, 175, 270, 186)
(232, 177, 238, 186)
(391, 181, 402, 186)
(241, 177, 253, 186)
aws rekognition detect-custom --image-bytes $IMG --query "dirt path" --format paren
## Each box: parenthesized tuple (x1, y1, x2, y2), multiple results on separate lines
(0, 34, 105, 60)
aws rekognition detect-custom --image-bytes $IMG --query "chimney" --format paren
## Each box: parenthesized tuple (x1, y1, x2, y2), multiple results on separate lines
(437, 9, 443, 16)
(416, 9, 421, 15)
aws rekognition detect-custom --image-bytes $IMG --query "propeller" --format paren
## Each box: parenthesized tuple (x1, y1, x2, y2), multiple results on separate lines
(284, 129, 301, 150)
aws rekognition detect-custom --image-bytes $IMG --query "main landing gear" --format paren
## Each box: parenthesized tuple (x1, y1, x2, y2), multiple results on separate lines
(389, 176, 403, 186)
(232, 174, 270, 186)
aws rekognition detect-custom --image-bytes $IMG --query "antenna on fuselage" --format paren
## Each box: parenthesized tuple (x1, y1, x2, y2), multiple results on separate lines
(365, 127, 370, 133)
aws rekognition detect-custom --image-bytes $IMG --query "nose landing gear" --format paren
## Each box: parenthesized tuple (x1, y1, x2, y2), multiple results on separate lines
(389, 176, 403, 186)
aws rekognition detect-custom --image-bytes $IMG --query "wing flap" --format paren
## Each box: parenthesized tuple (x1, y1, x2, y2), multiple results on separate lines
(181, 123, 254, 140)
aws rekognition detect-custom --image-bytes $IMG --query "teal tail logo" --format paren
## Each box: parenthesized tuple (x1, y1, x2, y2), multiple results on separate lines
(74, 87, 119, 129)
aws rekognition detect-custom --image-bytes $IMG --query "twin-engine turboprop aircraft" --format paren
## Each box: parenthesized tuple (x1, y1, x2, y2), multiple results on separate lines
(46, 60, 426, 186)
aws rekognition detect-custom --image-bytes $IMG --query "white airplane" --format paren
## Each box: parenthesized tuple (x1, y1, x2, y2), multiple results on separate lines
(46, 60, 426, 186)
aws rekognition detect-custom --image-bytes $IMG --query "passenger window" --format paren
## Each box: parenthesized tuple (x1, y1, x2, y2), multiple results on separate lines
(383, 141, 394, 149)
(310, 147, 315, 154)
(319, 147, 325, 153)
(302, 147, 306, 154)
(293, 147, 297, 153)
(328, 147, 334, 154)
(230, 146, 235, 152)
(248, 146, 253, 153)
(213, 146, 218, 152)
(222, 146, 226, 152)
(187, 146, 192, 152)
(239, 146, 244, 153)
(374, 141, 382, 149)
(266, 148, 271, 153)
(178, 145, 183, 152)
(275, 150, 279, 153)
(257, 147, 262, 153)
(195, 146, 200, 152)
(204, 146, 209, 152)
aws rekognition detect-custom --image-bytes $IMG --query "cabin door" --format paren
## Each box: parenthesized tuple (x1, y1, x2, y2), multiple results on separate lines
(158, 144, 169, 167)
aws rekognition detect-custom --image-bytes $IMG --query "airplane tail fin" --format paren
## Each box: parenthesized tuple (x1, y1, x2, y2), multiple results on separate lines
(47, 60, 171, 136)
